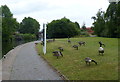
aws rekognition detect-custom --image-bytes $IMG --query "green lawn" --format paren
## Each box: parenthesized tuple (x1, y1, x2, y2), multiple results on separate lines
(36, 37, 118, 80)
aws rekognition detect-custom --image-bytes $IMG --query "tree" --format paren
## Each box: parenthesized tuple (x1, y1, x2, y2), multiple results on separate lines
(1, 5, 19, 42)
(117, 2, 120, 37)
(91, 16, 96, 22)
(81, 22, 86, 31)
(91, 2, 120, 38)
(19, 17, 40, 35)
(105, 3, 118, 37)
(75, 22, 80, 29)
(47, 17, 80, 38)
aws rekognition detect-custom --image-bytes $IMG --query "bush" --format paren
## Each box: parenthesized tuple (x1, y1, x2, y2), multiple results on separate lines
(14, 33, 36, 41)
(80, 31, 89, 37)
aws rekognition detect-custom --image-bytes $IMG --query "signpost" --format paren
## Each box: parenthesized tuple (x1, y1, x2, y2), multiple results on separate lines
(43, 23, 46, 54)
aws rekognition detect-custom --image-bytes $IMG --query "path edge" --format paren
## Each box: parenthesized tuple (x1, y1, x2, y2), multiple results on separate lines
(35, 44, 69, 80)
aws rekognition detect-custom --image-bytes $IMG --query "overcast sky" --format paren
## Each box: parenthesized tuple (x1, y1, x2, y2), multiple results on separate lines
(0, 0, 110, 30)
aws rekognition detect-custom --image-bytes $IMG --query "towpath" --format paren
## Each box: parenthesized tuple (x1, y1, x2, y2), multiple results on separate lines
(2, 41, 62, 80)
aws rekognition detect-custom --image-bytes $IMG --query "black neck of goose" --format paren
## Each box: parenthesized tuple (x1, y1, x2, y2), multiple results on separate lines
(92, 60, 97, 65)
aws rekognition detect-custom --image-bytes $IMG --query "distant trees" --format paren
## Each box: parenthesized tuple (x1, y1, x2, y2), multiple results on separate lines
(92, 2, 120, 38)
(1, 5, 19, 42)
(1, 5, 40, 41)
(47, 17, 80, 38)
(81, 22, 86, 31)
(91, 9, 105, 37)
(80, 23, 89, 36)
(19, 17, 40, 35)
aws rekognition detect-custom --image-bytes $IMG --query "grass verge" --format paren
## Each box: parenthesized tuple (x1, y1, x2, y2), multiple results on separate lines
(36, 37, 118, 80)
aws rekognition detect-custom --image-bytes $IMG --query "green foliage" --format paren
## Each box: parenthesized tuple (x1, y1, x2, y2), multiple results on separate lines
(47, 17, 80, 38)
(19, 17, 40, 35)
(36, 37, 118, 80)
(15, 33, 36, 41)
(21, 34, 36, 40)
(1, 5, 13, 17)
(80, 31, 89, 37)
(1, 5, 19, 42)
(92, 9, 105, 37)
(117, 2, 120, 37)
(92, 2, 120, 38)
(81, 22, 86, 31)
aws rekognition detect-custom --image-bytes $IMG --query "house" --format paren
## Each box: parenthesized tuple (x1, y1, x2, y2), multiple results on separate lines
(86, 27, 94, 34)
(80, 27, 94, 34)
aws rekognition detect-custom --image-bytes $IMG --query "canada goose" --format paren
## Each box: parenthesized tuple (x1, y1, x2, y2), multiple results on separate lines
(52, 51, 63, 59)
(78, 41, 85, 46)
(47, 38, 55, 43)
(68, 40, 71, 43)
(3, 55, 6, 59)
(72, 45, 78, 50)
(85, 57, 97, 65)
(99, 41, 105, 47)
(58, 47, 64, 52)
(68, 37, 71, 43)
(47, 40, 53, 43)
(98, 47, 104, 55)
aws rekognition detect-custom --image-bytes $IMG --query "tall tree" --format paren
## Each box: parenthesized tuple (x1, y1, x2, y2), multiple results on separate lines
(117, 2, 120, 37)
(1, 5, 19, 42)
(105, 2, 118, 37)
(19, 17, 40, 35)
(92, 1, 120, 38)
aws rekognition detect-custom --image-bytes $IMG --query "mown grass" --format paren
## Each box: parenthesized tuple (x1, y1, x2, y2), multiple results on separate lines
(36, 37, 118, 80)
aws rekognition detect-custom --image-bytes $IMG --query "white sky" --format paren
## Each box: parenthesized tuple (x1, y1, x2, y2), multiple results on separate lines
(0, 0, 110, 30)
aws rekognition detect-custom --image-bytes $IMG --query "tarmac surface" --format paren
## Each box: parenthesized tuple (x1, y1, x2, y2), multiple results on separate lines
(2, 41, 62, 80)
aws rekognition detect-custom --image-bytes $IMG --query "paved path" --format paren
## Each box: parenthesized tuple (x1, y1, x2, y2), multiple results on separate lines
(2, 41, 62, 80)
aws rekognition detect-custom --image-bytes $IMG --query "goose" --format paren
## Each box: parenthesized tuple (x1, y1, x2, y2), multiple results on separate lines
(99, 41, 105, 47)
(99, 47, 104, 55)
(85, 57, 97, 65)
(68, 37, 71, 43)
(78, 41, 85, 46)
(47, 38, 55, 43)
(47, 40, 53, 43)
(58, 47, 64, 52)
(72, 45, 78, 50)
(3, 55, 6, 59)
(98, 41, 105, 55)
(52, 51, 63, 59)
(68, 40, 71, 43)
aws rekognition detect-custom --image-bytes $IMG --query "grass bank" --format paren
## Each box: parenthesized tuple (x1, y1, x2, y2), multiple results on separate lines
(36, 37, 118, 80)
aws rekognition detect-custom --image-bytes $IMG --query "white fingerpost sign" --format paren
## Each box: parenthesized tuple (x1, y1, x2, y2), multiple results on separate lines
(43, 23, 46, 54)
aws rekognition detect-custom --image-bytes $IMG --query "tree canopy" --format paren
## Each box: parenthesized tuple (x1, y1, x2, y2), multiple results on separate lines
(81, 22, 86, 30)
(19, 17, 40, 35)
(92, 2, 120, 38)
(47, 17, 80, 38)
(1, 5, 19, 41)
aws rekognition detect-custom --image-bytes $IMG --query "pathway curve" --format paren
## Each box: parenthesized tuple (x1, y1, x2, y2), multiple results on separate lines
(2, 41, 62, 80)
